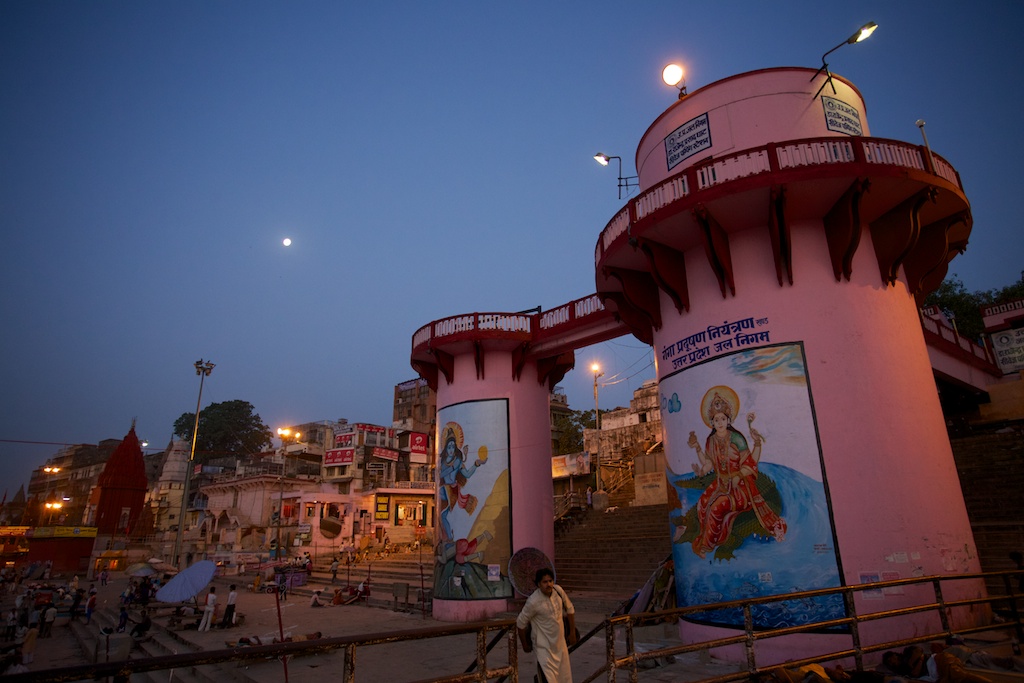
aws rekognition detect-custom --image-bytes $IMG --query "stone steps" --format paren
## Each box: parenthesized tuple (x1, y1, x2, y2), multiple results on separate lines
(554, 503, 672, 596)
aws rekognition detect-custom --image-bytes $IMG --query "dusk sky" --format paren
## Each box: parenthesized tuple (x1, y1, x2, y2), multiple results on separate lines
(2, 2, 1021, 495)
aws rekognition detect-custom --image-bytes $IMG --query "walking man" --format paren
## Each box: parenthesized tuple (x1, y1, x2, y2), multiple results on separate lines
(198, 586, 217, 632)
(330, 558, 339, 584)
(517, 567, 576, 683)
(40, 603, 56, 638)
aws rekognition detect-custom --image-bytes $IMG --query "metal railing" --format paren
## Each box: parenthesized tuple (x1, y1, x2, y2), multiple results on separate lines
(575, 569, 1024, 683)
(13, 570, 1022, 683)
(7, 620, 519, 683)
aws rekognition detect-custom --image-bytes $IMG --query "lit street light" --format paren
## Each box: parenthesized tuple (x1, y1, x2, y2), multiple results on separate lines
(274, 428, 302, 561)
(173, 359, 215, 570)
(592, 362, 604, 492)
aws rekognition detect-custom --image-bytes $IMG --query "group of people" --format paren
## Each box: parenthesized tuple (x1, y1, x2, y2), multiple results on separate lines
(0, 573, 102, 672)
(879, 639, 1024, 683)
(120, 576, 161, 608)
(766, 636, 1024, 683)
(195, 584, 238, 631)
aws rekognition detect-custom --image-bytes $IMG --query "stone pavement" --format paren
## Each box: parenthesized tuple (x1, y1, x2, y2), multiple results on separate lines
(15, 569, 742, 682)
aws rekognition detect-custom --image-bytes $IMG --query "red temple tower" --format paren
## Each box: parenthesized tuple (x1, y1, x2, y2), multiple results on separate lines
(94, 424, 148, 535)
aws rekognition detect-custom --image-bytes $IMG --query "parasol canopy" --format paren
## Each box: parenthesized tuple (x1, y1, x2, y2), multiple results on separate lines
(508, 547, 555, 597)
(146, 558, 178, 574)
(155, 560, 217, 603)
(125, 562, 159, 577)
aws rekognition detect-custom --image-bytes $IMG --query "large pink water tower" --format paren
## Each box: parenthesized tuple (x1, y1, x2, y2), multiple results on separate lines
(597, 66, 981, 659)
(411, 66, 985, 660)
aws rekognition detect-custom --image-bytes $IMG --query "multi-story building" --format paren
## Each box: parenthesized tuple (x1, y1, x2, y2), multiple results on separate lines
(393, 378, 436, 485)
(326, 421, 434, 546)
(27, 440, 122, 527)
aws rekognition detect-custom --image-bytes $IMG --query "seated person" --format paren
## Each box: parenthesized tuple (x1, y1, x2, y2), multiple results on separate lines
(331, 589, 345, 605)
(130, 610, 152, 638)
(309, 591, 325, 607)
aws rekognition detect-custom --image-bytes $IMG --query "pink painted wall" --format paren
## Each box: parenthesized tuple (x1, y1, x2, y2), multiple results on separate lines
(636, 68, 868, 188)
(641, 69, 983, 660)
(432, 348, 555, 622)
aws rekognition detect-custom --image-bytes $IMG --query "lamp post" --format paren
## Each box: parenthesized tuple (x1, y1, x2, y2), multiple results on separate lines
(662, 63, 687, 98)
(42, 466, 61, 526)
(811, 21, 878, 99)
(591, 363, 604, 492)
(44, 501, 62, 526)
(173, 359, 215, 570)
(593, 153, 639, 199)
(274, 428, 301, 562)
(915, 119, 936, 174)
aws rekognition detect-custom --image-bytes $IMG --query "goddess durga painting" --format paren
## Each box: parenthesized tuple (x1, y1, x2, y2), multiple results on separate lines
(684, 385, 787, 559)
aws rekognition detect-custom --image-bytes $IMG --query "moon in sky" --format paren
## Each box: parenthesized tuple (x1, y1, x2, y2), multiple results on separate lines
(282, 238, 292, 247)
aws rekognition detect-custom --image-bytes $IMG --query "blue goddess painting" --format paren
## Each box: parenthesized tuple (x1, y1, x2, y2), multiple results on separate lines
(434, 398, 514, 600)
(661, 343, 845, 629)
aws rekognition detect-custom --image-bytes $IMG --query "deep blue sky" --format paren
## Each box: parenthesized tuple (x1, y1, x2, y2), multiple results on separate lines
(2, 2, 1021, 495)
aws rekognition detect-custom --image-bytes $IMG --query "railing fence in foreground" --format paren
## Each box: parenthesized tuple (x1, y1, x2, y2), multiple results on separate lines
(7, 570, 1022, 683)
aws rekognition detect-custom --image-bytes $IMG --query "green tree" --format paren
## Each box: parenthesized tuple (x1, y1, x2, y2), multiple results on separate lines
(552, 409, 597, 455)
(173, 399, 273, 462)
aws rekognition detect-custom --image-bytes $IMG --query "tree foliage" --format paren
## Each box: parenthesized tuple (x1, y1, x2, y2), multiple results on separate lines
(924, 271, 1024, 341)
(552, 409, 597, 455)
(173, 399, 273, 462)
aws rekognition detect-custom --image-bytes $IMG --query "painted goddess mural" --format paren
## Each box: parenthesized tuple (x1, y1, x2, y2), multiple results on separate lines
(685, 386, 787, 559)
(438, 421, 487, 542)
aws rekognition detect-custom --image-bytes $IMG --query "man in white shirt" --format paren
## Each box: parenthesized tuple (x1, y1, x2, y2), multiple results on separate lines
(517, 568, 576, 683)
(198, 587, 217, 632)
(219, 585, 237, 628)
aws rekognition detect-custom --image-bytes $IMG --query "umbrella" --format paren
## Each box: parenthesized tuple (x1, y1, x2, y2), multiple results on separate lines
(147, 558, 178, 574)
(508, 547, 554, 597)
(125, 562, 159, 577)
(155, 560, 217, 603)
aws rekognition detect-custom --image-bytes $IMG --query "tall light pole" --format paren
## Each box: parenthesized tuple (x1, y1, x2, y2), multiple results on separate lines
(274, 428, 300, 561)
(915, 119, 936, 174)
(173, 359, 215, 569)
(42, 466, 61, 525)
(591, 363, 604, 492)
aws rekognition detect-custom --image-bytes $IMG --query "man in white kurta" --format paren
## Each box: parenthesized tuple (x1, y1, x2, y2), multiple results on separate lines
(517, 568, 576, 683)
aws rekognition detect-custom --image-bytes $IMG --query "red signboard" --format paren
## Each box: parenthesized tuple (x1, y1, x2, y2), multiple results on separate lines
(371, 447, 399, 462)
(410, 432, 428, 456)
(357, 424, 387, 434)
(325, 448, 355, 465)
(335, 433, 353, 447)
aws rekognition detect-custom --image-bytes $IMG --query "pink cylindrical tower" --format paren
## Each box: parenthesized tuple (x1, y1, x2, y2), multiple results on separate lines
(595, 67, 981, 660)
(411, 312, 575, 621)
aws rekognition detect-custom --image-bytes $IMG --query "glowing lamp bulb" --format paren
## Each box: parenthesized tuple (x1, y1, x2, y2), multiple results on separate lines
(662, 64, 684, 87)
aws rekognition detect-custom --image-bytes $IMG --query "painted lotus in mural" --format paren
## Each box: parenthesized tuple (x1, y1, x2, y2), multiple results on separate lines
(662, 343, 845, 629)
(434, 399, 514, 600)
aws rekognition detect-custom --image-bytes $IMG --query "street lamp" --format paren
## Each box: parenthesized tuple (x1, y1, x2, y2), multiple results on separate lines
(915, 119, 936, 174)
(591, 363, 604, 492)
(173, 359, 215, 570)
(274, 428, 302, 561)
(811, 21, 878, 99)
(42, 466, 62, 526)
(44, 501, 63, 525)
(662, 63, 687, 98)
(593, 153, 639, 199)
